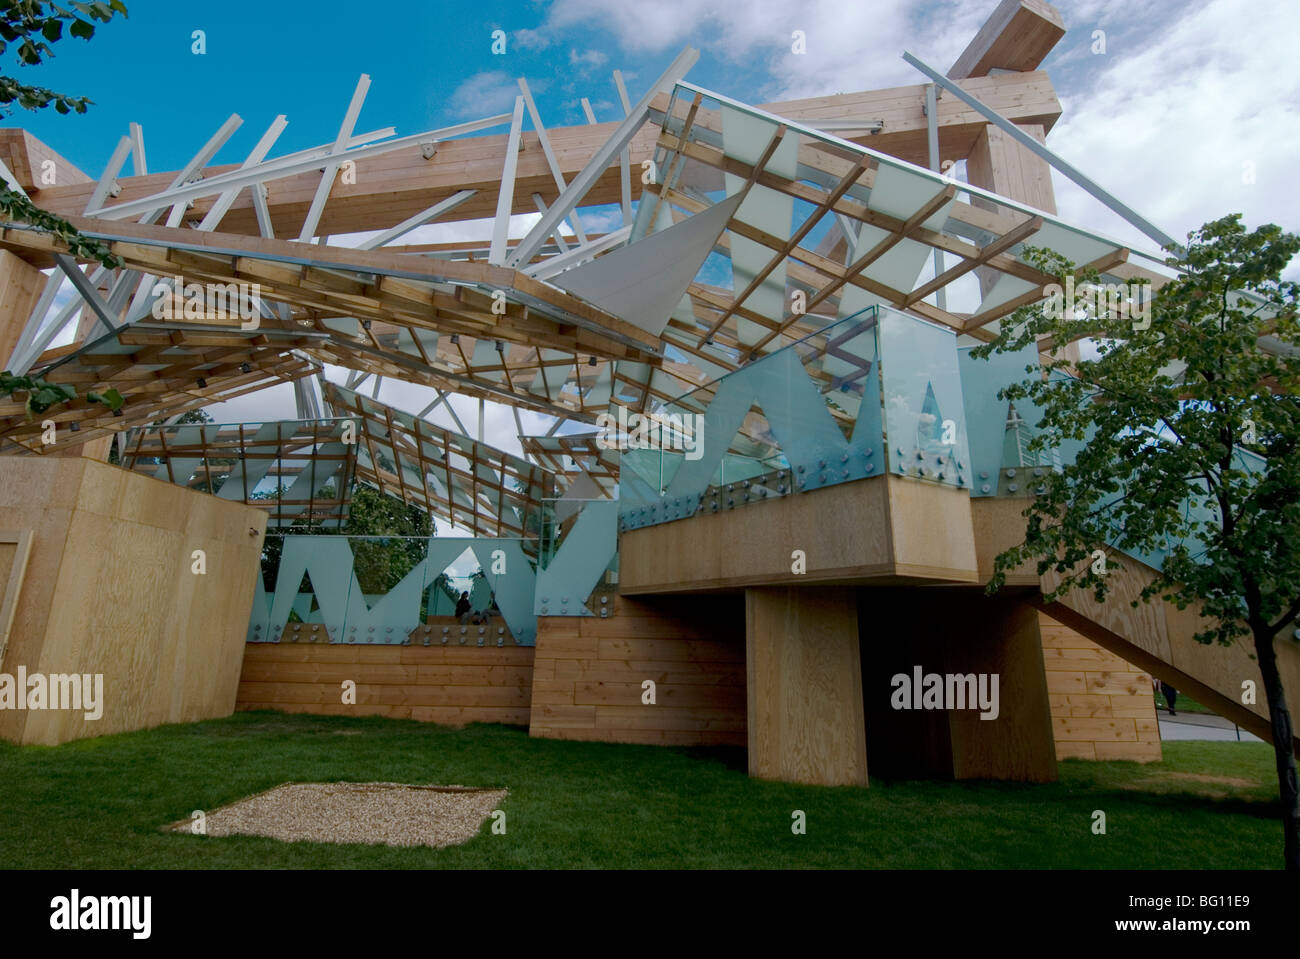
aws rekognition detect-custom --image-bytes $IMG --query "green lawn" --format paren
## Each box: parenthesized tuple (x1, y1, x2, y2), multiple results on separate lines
(0, 711, 1285, 869)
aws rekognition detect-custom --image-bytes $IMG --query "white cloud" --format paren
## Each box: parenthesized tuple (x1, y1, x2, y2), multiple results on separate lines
(569, 48, 609, 73)
(525, 0, 987, 99)
(567, 96, 616, 118)
(1045, 0, 1300, 271)
(512, 27, 552, 52)
(526, 0, 1298, 278)
(447, 71, 535, 118)
(573, 205, 624, 234)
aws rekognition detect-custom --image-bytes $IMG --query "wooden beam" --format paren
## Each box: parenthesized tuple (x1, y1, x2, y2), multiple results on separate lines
(948, 0, 1066, 80)
(23, 73, 1062, 235)
(902, 214, 1043, 308)
(963, 248, 1131, 332)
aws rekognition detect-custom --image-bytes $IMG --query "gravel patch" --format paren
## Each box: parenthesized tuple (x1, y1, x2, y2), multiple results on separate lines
(166, 782, 507, 849)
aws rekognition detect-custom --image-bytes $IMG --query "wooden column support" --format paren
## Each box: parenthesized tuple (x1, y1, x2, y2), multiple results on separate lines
(745, 586, 868, 787)
(0, 247, 43, 365)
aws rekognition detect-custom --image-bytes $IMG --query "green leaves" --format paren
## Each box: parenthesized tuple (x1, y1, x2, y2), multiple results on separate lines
(0, 186, 121, 268)
(0, 1, 127, 104)
(0, 76, 92, 113)
(26, 381, 75, 414)
(0, 371, 75, 415)
(0, 4, 124, 270)
(980, 217, 1300, 648)
(0, 370, 38, 395)
(0, 370, 126, 418)
(86, 387, 123, 411)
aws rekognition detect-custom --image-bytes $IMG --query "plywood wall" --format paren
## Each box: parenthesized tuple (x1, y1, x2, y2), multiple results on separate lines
(1039, 610, 1161, 761)
(236, 641, 535, 725)
(528, 594, 747, 747)
(0, 458, 266, 744)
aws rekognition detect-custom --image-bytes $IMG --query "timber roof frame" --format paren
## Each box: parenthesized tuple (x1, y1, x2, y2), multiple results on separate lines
(322, 381, 557, 540)
(0, 17, 1238, 532)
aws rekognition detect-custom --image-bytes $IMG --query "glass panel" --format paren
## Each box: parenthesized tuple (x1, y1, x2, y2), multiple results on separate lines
(537, 498, 620, 617)
(618, 305, 882, 530)
(119, 417, 357, 530)
(879, 308, 972, 489)
(639, 79, 1161, 352)
(254, 535, 535, 646)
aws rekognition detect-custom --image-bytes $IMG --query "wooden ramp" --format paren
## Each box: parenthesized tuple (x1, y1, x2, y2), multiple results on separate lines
(1036, 573, 1300, 751)
(975, 499, 1300, 752)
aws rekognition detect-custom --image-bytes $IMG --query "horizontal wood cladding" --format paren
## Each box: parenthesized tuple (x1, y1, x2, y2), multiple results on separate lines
(1039, 611, 1161, 762)
(529, 595, 747, 748)
(235, 642, 535, 727)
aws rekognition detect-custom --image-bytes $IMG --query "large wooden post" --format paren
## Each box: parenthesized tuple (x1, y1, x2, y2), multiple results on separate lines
(0, 248, 44, 365)
(945, 592, 1057, 780)
(745, 586, 868, 787)
(965, 122, 1059, 298)
(949, 0, 1064, 297)
(966, 123, 1057, 217)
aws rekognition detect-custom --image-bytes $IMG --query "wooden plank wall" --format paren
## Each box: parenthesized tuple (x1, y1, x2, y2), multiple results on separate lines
(1039, 610, 1161, 761)
(236, 642, 535, 726)
(528, 594, 747, 747)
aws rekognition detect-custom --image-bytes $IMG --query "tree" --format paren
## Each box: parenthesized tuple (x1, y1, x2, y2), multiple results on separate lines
(430, 571, 458, 605)
(977, 215, 1300, 868)
(340, 484, 433, 594)
(258, 482, 435, 602)
(0, 1, 128, 268)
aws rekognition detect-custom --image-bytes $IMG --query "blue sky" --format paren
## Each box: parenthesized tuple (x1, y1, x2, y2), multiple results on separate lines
(12, 0, 789, 174)
(11, 0, 1297, 261)
(7, 0, 1192, 183)
(8, 1, 584, 170)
